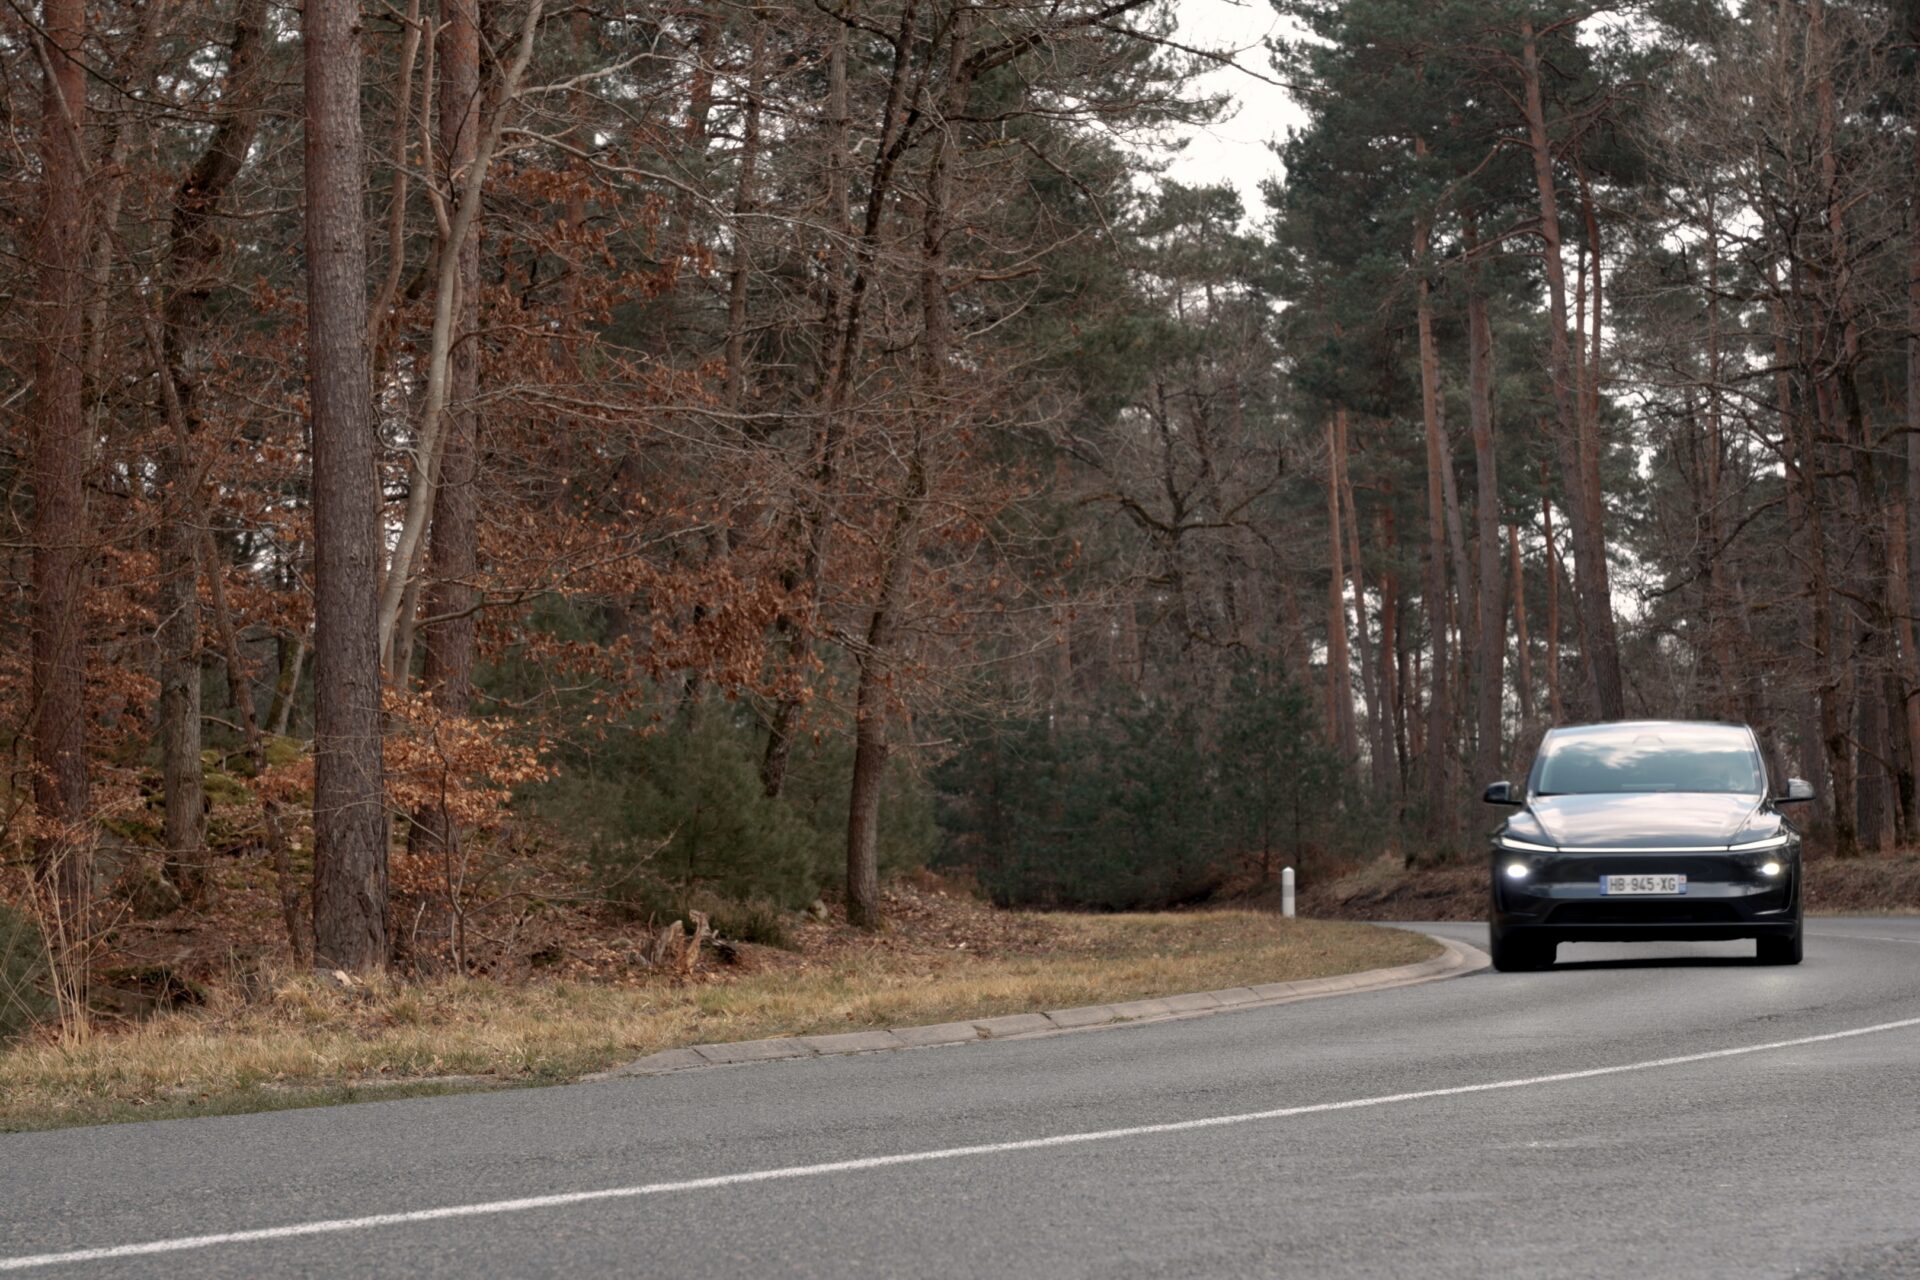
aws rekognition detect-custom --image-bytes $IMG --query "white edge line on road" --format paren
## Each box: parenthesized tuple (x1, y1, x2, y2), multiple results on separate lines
(6, 1011, 1920, 1272)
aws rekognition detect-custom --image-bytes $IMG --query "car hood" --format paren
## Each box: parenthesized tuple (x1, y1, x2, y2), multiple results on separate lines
(1523, 792, 1765, 849)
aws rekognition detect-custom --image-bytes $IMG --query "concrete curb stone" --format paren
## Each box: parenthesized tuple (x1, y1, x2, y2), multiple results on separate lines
(890, 1021, 982, 1048)
(1045, 1004, 1120, 1030)
(972, 1013, 1055, 1038)
(802, 1030, 904, 1055)
(584, 930, 1489, 1082)
(692, 1038, 816, 1064)
(1159, 991, 1224, 1013)
(1108, 998, 1175, 1020)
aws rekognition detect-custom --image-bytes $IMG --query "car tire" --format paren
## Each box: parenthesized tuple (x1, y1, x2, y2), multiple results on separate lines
(1756, 926, 1803, 966)
(1490, 929, 1553, 972)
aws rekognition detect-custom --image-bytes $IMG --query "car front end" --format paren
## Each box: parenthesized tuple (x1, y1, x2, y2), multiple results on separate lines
(1483, 721, 1810, 970)
(1490, 828, 1801, 945)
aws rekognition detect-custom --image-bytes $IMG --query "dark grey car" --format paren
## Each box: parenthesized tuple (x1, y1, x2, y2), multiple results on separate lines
(1482, 721, 1810, 972)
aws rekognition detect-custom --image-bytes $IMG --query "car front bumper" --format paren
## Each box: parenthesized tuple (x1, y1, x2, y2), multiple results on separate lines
(1491, 851, 1801, 941)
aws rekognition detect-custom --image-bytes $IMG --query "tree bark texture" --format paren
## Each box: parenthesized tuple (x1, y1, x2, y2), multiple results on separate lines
(1509, 523, 1533, 726)
(1413, 197, 1453, 846)
(307, 0, 390, 969)
(157, 0, 269, 901)
(1324, 418, 1357, 762)
(1466, 231, 1503, 788)
(412, 0, 483, 860)
(31, 0, 94, 918)
(1542, 477, 1564, 722)
(1337, 415, 1389, 793)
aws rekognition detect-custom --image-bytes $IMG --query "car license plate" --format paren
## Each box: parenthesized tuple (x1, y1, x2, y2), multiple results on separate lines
(1601, 874, 1686, 895)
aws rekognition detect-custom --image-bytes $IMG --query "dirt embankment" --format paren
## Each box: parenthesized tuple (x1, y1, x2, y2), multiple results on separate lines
(1, 876, 1434, 1132)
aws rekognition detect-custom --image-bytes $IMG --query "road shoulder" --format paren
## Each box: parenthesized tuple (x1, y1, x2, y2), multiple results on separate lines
(587, 929, 1489, 1080)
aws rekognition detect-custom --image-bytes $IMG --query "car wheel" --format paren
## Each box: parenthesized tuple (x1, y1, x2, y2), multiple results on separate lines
(1490, 929, 1553, 972)
(1756, 927, 1803, 966)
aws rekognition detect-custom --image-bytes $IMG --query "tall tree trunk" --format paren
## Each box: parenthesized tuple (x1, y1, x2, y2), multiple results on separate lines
(268, 630, 308, 737)
(1542, 477, 1565, 722)
(1413, 192, 1453, 847)
(1509, 523, 1534, 726)
(1700, 186, 1739, 718)
(1324, 418, 1357, 762)
(1803, 383, 1857, 856)
(31, 0, 94, 926)
(1772, 269, 1846, 848)
(155, 491, 205, 900)
(1338, 418, 1389, 794)
(157, 0, 269, 903)
(844, 3, 970, 928)
(308, 0, 390, 969)
(1889, 501, 1920, 844)
(1382, 502, 1413, 786)
(1439, 416, 1474, 664)
(1903, 5, 1920, 833)
(1813, 0, 1888, 851)
(1521, 18, 1622, 719)
(1466, 222, 1504, 787)
(373, 0, 541, 662)
(411, 0, 484, 861)
(764, 0, 922, 798)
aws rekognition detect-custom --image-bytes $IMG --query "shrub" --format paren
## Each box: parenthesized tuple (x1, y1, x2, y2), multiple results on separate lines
(0, 902, 53, 1045)
(709, 898, 796, 950)
(534, 699, 938, 915)
(936, 660, 1362, 910)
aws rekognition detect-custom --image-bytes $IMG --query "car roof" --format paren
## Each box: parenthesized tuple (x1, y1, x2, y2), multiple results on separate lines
(1540, 720, 1758, 746)
(1543, 719, 1752, 734)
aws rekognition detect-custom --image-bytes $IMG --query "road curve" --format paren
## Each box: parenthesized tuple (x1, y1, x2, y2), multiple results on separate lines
(5, 918, 1920, 1278)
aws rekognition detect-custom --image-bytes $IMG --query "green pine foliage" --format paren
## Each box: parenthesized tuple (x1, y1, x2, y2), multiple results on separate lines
(533, 707, 936, 919)
(936, 661, 1362, 910)
(0, 903, 52, 1045)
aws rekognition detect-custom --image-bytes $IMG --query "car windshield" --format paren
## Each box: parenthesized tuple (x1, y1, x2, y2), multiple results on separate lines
(1534, 725, 1762, 796)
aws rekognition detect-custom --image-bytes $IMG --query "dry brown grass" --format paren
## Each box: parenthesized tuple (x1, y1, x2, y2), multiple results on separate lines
(0, 910, 1434, 1131)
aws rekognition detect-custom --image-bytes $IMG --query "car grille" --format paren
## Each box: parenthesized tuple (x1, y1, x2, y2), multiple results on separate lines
(1547, 901, 1741, 925)
(1545, 855, 1744, 881)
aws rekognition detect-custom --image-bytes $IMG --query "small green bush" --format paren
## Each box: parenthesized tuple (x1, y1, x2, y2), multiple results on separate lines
(541, 715, 829, 912)
(533, 697, 938, 917)
(0, 902, 53, 1045)
(710, 898, 796, 950)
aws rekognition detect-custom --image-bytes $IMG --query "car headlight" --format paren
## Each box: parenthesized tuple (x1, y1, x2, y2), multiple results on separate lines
(1497, 835, 1557, 852)
(1760, 861, 1783, 877)
(1504, 862, 1531, 880)
(1727, 834, 1792, 852)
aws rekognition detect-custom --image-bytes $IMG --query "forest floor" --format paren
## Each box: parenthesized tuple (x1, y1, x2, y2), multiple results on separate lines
(1290, 850, 1920, 921)
(0, 878, 1435, 1133)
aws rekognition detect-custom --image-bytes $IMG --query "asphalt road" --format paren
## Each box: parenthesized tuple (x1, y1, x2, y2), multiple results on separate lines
(6, 918, 1920, 1279)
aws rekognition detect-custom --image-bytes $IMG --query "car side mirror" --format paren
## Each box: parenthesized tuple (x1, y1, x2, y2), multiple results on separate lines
(1777, 778, 1814, 804)
(1483, 781, 1521, 806)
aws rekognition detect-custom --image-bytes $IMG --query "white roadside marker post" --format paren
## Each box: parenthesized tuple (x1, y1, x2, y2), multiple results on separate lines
(1281, 866, 1296, 919)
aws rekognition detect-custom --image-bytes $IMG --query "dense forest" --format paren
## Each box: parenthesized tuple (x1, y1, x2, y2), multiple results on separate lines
(2, 0, 1916, 1012)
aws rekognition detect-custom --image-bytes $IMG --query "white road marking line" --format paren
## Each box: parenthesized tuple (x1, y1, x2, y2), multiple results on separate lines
(6, 1012, 1920, 1272)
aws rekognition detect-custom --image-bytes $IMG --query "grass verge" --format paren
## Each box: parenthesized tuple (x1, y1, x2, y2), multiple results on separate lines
(0, 912, 1435, 1132)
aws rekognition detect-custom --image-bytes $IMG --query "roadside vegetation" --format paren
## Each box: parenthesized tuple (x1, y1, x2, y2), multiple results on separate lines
(0, 885, 1433, 1132)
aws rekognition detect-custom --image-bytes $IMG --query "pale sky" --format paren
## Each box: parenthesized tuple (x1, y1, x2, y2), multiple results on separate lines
(1160, 0, 1306, 221)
